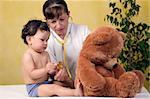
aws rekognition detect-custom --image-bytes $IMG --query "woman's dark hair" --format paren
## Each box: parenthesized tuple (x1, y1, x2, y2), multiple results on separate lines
(43, 0, 69, 20)
(21, 20, 50, 45)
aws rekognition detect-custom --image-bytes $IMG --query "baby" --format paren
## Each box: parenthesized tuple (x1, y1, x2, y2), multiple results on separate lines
(21, 19, 82, 97)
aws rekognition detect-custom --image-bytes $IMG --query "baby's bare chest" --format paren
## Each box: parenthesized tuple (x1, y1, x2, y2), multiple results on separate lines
(32, 54, 48, 68)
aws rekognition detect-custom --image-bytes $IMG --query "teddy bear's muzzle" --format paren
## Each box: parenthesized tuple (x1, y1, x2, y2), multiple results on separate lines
(104, 58, 118, 70)
(112, 63, 118, 69)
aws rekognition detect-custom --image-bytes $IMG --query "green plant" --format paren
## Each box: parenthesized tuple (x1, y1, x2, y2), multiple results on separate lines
(105, 0, 150, 83)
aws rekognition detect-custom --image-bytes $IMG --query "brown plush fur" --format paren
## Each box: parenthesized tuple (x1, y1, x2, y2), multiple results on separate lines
(76, 26, 144, 97)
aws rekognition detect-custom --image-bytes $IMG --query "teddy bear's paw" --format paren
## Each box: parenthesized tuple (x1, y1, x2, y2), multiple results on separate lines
(116, 72, 140, 98)
(83, 87, 105, 96)
(132, 70, 145, 93)
(80, 68, 107, 92)
(82, 78, 106, 92)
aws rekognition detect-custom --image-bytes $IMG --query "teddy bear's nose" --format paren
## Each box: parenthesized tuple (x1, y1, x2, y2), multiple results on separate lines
(111, 58, 118, 69)
(112, 63, 118, 69)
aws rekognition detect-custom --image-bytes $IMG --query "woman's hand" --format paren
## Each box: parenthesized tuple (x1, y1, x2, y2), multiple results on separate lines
(54, 68, 69, 82)
(54, 67, 74, 88)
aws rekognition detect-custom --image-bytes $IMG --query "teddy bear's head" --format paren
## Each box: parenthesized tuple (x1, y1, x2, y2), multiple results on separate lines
(77, 26, 144, 97)
(81, 26, 125, 69)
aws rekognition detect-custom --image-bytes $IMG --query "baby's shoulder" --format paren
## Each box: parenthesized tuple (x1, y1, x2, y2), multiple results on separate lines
(42, 51, 49, 55)
(42, 51, 50, 58)
(22, 51, 33, 62)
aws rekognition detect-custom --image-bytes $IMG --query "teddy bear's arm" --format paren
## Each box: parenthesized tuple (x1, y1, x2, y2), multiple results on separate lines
(112, 64, 125, 79)
(81, 46, 108, 65)
(77, 55, 106, 91)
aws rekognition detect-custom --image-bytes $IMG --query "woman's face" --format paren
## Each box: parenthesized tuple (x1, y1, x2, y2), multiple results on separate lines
(47, 12, 69, 39)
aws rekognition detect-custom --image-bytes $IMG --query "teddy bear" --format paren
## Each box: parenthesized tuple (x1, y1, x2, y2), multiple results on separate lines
(76, 26, 144, 97)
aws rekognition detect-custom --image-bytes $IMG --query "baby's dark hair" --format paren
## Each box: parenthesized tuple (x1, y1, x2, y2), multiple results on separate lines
(43, 0, 69, 20)
(21, 19, 50, 45)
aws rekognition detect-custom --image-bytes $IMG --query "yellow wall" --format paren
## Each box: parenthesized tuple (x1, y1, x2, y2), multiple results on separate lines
(0, 0, 149, 85)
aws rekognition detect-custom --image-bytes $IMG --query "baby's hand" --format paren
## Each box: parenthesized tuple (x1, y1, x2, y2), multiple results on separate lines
(46, 62, 57, 75)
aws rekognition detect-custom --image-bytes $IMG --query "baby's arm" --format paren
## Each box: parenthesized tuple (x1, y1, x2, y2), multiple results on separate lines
(45, 52, 57, 75)
(46, 62, 57, 75)
(22, 53, 49, 80)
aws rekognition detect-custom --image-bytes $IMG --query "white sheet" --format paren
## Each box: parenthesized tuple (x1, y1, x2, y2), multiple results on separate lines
(0, 84, 149, 99)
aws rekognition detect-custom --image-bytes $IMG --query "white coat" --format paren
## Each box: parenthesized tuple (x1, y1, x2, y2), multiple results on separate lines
(46, 22, 90, 80)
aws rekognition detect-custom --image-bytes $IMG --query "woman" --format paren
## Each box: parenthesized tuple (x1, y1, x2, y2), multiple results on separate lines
(43, 0, 90, 88)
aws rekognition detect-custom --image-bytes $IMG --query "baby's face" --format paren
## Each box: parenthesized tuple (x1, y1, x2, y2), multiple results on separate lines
(30, 29, 50, 53)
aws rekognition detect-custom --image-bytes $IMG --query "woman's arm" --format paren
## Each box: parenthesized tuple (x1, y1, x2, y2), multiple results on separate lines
(54, 68, 74, 88)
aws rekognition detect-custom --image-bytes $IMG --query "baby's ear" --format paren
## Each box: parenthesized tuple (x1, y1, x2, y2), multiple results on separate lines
(26, 36, 32, 45)
(118, 31, 126, 41)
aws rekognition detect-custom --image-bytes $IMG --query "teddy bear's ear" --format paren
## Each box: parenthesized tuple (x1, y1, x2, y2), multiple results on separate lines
(118, 31, 126, 41)
(93, 32, 112, 45)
